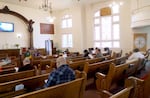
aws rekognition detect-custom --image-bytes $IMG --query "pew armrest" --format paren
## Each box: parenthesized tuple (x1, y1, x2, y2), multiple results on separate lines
(127, 76, 144, 82)
(96, 89, 112, 98)
(96, 72, 106, 90)
(100, 90, 113, 98)
(96, 72, 106, 80)
(97, 86, 133, 98)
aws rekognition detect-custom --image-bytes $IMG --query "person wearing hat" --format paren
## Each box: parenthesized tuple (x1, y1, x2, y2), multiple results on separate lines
(44, 56, 75, 87)
(18, 57, 33, 72)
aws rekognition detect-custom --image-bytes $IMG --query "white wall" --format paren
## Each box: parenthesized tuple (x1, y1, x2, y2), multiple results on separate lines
(53, 5, 85, 53)
(131, 0, 150, 50)
(131, 0, 150, 27)
(0, 2, 54, 49)
(1, 0, 150, 54)
(54, 0, 134, 54)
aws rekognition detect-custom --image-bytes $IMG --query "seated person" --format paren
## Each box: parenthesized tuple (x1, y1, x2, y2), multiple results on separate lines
(33, 49, 41, 57)
(0, 56, 11, 66)
(16, 57, 33, 72)
(64, 48, 70, 54)
(44, 56, 75, 87)
(83, 49, 89, 58)
(127, 48, 145, 61)
(88, 48, 94, 54)
(104, 47, 111, 55)
(24, 49, 32, 59)
(95, 48, 103, 58)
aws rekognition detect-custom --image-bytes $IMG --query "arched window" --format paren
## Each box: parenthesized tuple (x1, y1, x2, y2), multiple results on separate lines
(93, 5, 120, 48)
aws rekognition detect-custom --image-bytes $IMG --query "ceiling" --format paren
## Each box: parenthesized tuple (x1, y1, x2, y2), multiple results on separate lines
(0, 0, 106, 11)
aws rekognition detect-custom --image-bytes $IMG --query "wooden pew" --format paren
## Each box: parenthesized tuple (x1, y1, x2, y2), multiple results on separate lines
(31, 58, 56, 75)
(85, 56, 127, 73)
(86, 59, 115, 74)
(66, 56, 87, 63)
(38, 59, 56, 74)
(124, 76, 144, 98)
(40, 59, 51, 70)
(67, 56, 87, 62)
(124, 72, 150, 98)
(13, 71, 86, 98)
(109, 87, 133, 98)
(69, 56, 127, 80)
(0, 53, 8, 60)
(95, 59, 139, 96)
(98, 76, 139, 98)
(0, 67, 16, 75)
(69, 57, 105, 72)
(1, 64, 17, 70)
(69, 56, 124, 78)
(0, 69, 36, 83)
(0, 73, 49, 98)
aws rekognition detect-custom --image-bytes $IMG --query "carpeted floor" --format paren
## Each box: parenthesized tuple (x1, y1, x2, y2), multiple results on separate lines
(83, 78, 101, 98)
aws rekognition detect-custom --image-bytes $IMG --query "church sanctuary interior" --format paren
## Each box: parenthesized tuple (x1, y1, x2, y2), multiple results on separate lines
(0, 0, 150, 98)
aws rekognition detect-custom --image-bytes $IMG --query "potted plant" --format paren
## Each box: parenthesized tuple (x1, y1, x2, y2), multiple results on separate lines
(15, 44, 19, 49)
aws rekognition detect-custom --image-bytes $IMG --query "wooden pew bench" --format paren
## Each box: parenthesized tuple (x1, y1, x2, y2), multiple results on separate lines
(0, 67, 16, 75)
(1, 64, 17, 70)
(81, 56, 127, 75)
(69, 57, 106, 72)
(95, 59, 139, 97)
(0, 73, 49, 98)
(0, 69, 36, 83)
(67, 57, 87, 62)
(99, 76, 139, 98)
(86, 59, 116, 74)
(125, 71, 150, 98)
(32, 58, 56, 74)
(13, 71, 86, 98)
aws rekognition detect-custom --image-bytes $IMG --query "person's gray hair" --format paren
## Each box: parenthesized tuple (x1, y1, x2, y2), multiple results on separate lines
(56, 56, 67, 68)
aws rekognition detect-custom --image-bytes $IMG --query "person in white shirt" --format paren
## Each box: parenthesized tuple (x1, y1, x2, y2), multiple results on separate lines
(128, 48, 145, 61)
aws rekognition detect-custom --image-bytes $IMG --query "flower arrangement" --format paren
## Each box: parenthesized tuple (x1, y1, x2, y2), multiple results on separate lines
(15, 44, 19, 48)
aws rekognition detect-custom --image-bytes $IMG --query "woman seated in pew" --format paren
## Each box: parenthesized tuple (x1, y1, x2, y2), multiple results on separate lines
(15, 57, 33, 72)
(44, 56, 75, 87)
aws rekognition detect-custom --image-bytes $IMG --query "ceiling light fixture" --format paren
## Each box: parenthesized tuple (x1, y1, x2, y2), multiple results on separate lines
(40, 0, 52, 11)
(40, 0, 56, 23)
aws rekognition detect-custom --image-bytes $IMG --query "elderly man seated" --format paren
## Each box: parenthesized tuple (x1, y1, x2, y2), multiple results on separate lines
(44, 56, 75, 87)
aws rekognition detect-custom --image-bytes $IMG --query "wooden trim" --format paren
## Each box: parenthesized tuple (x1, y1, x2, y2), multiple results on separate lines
(0, 6, 34, 48)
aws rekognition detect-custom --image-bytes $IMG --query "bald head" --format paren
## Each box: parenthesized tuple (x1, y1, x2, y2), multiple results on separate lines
(56, 56, 67, 68)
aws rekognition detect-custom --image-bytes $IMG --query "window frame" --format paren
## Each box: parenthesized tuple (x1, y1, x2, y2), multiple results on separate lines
(93, 6, 120, 48)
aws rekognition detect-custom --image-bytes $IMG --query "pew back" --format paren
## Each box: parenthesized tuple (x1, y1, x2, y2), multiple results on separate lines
(0, 69, 36, 83)
(69, 57, 104, 72)
(0, 67, 16, 75)
(13, 72, 86, 98)
(0, 73, 49, 98)
(96, 59, 139, 92)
